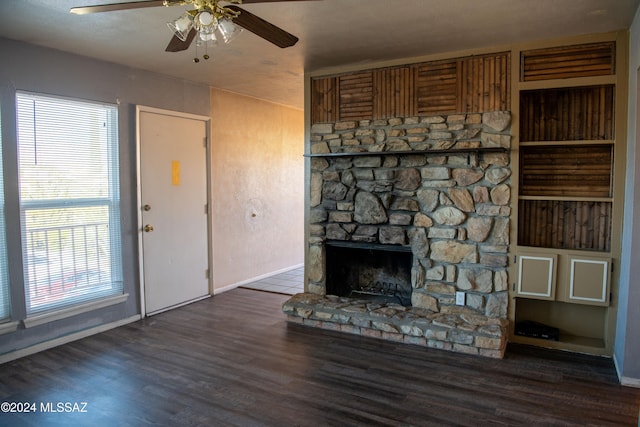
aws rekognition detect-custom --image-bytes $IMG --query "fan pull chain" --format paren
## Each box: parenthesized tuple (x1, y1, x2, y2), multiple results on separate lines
(193, 41, 211, 63)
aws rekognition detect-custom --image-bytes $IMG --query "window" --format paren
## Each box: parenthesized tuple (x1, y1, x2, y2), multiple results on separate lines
(16, 92, 123, 314)
(0, 111, 11, 321)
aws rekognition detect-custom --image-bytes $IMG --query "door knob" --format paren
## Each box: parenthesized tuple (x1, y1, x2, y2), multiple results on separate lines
(144, 224, 154, 232)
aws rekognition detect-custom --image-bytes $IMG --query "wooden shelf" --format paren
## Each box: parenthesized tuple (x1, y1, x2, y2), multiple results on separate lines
(304, 147, 507, 158)
(518, 195, 613, 202)
(519, 140, 614, 146)
(510, 334, 606, 353)
(517, 75, 617, 91)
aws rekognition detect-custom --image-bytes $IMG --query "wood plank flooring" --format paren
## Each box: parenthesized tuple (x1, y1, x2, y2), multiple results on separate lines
(0, 288, 638, 426)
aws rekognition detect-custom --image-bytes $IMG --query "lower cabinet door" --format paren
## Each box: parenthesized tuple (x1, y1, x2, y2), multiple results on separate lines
(565, 255, 611, 306)
(516, 252, 557, 300)
(516, 249, 611, 307)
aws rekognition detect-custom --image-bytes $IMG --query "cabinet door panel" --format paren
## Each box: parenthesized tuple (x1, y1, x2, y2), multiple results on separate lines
(517, 254, 557, 300)
(568, 256, 610, 305)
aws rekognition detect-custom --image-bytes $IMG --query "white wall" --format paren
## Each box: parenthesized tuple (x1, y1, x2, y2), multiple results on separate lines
(210, 88, 304, 291)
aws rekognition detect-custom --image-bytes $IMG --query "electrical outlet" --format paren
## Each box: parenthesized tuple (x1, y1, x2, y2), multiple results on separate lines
(455, 291, 466, 306)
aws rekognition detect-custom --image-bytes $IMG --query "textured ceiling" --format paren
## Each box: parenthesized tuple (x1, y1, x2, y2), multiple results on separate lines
(0, 0, 638, 110)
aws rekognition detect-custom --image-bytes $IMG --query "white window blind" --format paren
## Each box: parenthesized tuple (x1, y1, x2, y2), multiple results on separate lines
(16, 92, 123, 314)
(0, 113, 11, 321)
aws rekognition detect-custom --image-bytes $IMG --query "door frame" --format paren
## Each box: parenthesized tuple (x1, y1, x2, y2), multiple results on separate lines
(135, 105, 213, 317)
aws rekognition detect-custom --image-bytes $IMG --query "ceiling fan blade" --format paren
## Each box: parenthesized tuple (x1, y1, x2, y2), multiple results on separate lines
(227, 5, 298, 48)
(165, 28, 197, 52)
(71, 0, 318, 14)
(70, 0, 166, 15)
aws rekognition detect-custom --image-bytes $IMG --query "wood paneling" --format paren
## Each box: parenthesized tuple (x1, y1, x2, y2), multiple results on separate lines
(0, 288, 638, 425)
(521, 42, 615, 82)
(338, 71, 374, 121)
(519, 145, 613, 198)
(415, 60, 458, 114)
(310, 51, 511, 124)
(459, 52, 511, 113)
(311, 77, 338, 123)
(520, 85, 615, 142)
(518, 199, 612, 251)
(374, 66, 415, 118)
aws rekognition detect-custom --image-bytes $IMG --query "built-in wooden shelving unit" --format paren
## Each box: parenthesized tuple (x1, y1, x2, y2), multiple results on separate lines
(512, 38, 621, 355)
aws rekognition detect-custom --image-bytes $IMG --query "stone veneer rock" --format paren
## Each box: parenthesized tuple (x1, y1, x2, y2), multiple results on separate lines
(286, 112, 512, 358)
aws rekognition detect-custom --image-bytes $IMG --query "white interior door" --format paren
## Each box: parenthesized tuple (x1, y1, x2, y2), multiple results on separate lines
(138, 106, 210, 315)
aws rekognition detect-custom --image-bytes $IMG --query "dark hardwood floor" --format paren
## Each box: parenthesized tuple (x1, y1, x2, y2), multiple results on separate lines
(0, 288, 638, 426)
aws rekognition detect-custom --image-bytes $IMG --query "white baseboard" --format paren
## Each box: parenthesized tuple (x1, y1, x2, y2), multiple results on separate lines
(213, 263, 303, 295)
(0, 315, 141, 365)
(620, 376, 640, 388)
(613, 353, 640, 388)
(614, 353, 622, 380)
(214, 282, 242, 295)
(146, 295, 211, 316)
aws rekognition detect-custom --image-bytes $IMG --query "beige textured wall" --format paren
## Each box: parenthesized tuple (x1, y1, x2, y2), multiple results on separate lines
(210, 88, 304, 290)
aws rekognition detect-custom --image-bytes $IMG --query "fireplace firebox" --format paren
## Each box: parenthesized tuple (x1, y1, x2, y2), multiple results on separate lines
(325, 242, 413, 306)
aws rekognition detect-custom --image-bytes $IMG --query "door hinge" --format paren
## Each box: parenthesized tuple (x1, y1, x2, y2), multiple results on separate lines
(203, 137, 208, 148)
(611, 261, 614, 273)
(204, 203, 208, 214)
(205, 269, 209, 279)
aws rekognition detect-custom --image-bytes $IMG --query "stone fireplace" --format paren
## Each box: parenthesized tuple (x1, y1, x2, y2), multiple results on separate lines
(283, 111, 512, 358)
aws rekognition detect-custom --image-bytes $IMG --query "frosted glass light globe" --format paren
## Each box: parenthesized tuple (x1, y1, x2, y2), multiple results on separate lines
(198, 11, 214, 26)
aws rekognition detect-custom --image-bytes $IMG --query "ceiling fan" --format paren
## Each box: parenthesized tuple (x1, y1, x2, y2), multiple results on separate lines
(70, 0, 311, 61)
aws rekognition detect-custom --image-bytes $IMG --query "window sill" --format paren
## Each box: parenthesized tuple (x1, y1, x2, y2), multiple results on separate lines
(23, 293, 129, 329)
(0, 320, 19, 335)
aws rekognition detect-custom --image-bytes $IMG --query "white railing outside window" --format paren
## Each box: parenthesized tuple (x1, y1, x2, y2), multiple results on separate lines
(16, 92, 123, 314)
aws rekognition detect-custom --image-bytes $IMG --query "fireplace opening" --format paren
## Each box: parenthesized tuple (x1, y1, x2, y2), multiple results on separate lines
(325, 242, 413, 306)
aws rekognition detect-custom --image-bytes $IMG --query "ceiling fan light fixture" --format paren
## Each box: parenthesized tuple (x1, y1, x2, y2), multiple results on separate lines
(199, 30, 217, 43)
(167, 12, 193, 42)
(70, 0, 301, 59)
(196, 10, 215, 27)
(217, 18, 242, 44)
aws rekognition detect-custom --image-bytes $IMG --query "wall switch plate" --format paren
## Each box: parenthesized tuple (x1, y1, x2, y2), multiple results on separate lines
(455, 291, 466, 306)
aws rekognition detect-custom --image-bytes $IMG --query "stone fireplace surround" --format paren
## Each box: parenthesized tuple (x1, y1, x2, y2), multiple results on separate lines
(283, 112, 512, 358)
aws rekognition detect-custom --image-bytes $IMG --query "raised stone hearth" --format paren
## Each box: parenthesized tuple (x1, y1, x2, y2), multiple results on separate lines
(286, 111, 512, 358)
(283, 293, 508, 357)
